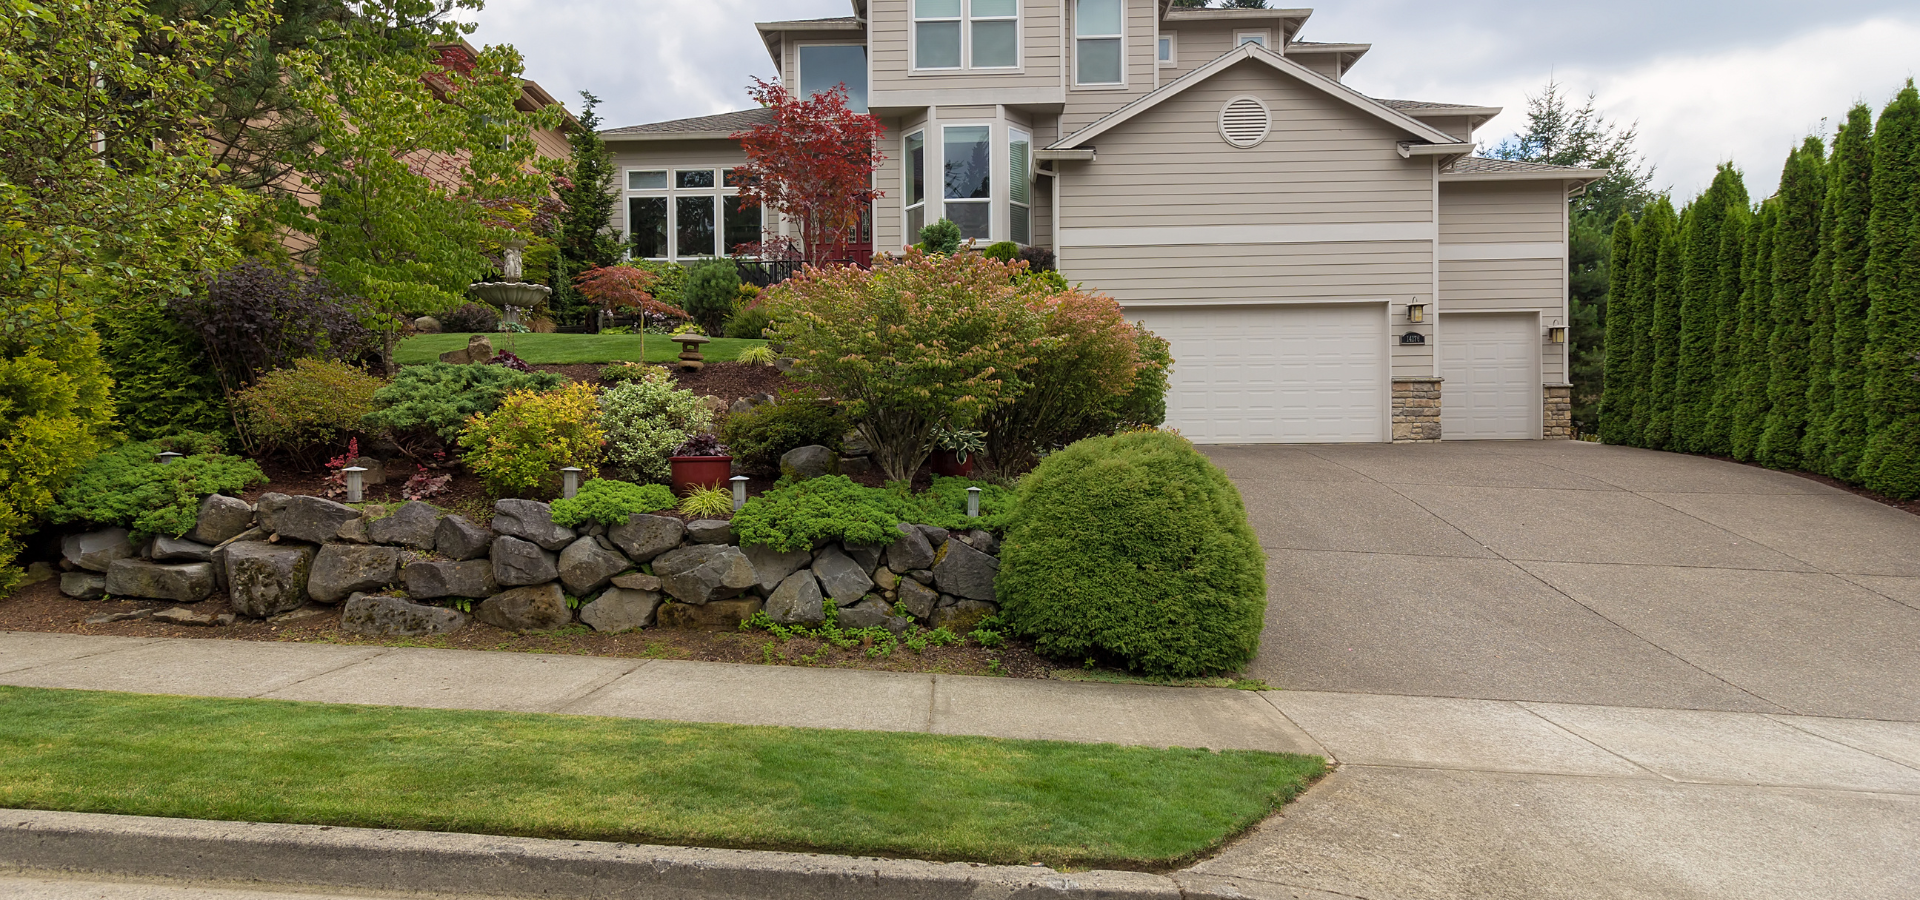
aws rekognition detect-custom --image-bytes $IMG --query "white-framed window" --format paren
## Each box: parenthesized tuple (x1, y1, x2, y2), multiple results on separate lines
(1074, 0, 1124, 86)
(625, 167, 763, 260)
(904, 130, 927, 244)
(1236, 30, 1270, 48)
(914, 0, 1021, 72)
(798, 44, 869, 112)
(1157, 32, 1177, 67)
(942, 124, 992, 241)
(1008, 128, 1032, 245)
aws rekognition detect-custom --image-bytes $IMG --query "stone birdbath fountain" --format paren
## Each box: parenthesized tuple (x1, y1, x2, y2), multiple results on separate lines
(469, 238, 552, 330)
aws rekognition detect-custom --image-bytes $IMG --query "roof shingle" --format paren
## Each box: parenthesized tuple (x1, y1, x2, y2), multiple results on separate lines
(600, 108, 773, 138)
(1448, 157, 1596, 175)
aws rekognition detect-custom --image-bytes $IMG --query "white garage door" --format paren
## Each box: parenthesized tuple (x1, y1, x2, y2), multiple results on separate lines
(1130, 304, 1385, 444)
(1441, 313, 1539, 440)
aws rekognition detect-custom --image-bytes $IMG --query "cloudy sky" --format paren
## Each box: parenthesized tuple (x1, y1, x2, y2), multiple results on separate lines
(468, 0, 1919, 199)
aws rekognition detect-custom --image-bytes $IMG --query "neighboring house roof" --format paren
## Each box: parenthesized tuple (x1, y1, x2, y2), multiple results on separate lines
(1051, 42, 1463, 151)
(600, 108, 773, 142)
(1443, 156, 1609, 186)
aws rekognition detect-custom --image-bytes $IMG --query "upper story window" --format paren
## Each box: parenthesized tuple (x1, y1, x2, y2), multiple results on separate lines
(914, 0, 1021, 72)
(799, 44, 868, 112)
(1236, 31, 1269, 49)
(1157, 32, 1176, 67)
(1075, 0, 1124, 85)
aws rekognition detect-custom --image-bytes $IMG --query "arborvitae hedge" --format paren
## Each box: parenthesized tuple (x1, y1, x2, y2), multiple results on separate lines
(1600, 83, 1920, 499)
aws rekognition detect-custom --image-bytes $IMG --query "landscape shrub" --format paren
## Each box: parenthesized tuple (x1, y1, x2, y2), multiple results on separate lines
(995, 430, 1267, 678)
(598, 369, 714, 482)
(171, 259, 373, 393)
(440, 302, 500, 334)
(549, 479, 676, 527)
(916, 218, 962, 255)
(732, 476, 902, 552)
(630, 260, 688, 308)
(982, 241, 1020, 262)
(1017, 245, 1056, 273)
(0, 330, 117, 592)
(682, 258, 742, 335)
(725, 305, 773, 339)
(47, 441, 265, 539)
(232, 359, 385, 461)
(720, 395, 850, 475)
(599, 362, 660, 384)
(361, 363, 566, 455)
(457, 381, 605, 496)
(762, 250, 1044, 481)
(97, 303, 232, 441)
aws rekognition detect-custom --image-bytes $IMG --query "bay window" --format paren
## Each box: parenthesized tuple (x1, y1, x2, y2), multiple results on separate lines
(943, 125, 992, 241)
(1075, 0, 1123, 85)
(904, 131, 927, 243)
(915, 0, 1021, 72)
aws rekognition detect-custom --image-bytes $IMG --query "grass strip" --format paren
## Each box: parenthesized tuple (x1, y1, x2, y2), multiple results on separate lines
(395, 333, 768, 366)
(0, 687, 1324, 869)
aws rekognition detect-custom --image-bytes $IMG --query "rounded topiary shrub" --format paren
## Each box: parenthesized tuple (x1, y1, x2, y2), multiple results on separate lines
(995, 430, 1267, 677)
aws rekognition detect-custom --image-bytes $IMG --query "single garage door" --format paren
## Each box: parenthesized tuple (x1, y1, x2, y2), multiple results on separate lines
(1441, 313, 1539, 440)
(1130, 304, 1385, 444)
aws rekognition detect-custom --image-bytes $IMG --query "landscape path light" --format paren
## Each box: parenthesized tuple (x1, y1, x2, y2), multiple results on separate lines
(560, 467, 583, 499)
(342, 466, 367, 503)
(154, 451, 183, 465)
(967, 486, 982, 519)
(732, 475, 750, 511)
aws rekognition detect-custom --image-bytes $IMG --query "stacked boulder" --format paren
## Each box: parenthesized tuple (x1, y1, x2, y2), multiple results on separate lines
(57, 493, 1004, 638)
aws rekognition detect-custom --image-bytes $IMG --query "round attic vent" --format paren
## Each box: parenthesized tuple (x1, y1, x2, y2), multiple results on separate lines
(1219, 96, 1271, 148)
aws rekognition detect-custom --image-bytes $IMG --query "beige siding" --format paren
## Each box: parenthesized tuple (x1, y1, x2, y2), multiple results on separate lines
(869, 0, 1065, 95)
(1164, 24, 1238, 79)
(531, 126, 571, 163)
(873, 118, 905, 251)
(1439, 181, 1570, 383)
(1440, 181, 1565, 242)
(1413, 115, 1473, 143)
(1288, 53, 1343, 81)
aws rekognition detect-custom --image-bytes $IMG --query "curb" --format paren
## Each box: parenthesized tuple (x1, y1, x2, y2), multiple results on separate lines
(1, 809, 1202, 899)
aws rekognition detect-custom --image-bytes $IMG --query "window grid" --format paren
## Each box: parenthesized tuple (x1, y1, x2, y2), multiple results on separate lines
(1074, 0, 1124, 86)
(913, 0, 1021, 72)
(625, 168, 762, 260)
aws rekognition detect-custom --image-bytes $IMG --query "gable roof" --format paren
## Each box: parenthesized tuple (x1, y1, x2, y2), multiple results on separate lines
(601, 108, 773, 142)
(1049, 42, 1461, 151)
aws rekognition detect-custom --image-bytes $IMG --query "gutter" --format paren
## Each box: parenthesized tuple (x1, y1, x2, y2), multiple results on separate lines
(1398, 141, 1476, 159)
(1037, 148, 1096, 162)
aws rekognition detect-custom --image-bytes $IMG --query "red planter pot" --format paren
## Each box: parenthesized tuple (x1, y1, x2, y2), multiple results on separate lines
(930, 449, 974, 478)
(670, 456, 734, 495)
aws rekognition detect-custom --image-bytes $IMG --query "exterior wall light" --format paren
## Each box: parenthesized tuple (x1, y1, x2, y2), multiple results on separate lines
(731, 475, 749, 511)
(342, 466, 367, 503)
(967, 486, 982, 519)
(559, 467, 583, 499)
(1407, 302, 1426, 324)
(154, 451, 183, 465)
(1547, 326, 1567, 344)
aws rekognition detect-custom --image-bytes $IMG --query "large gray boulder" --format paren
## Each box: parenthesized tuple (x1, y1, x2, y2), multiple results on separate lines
(931, 599, 998, 633)
(187, 494, 254, 545)
(558, 536, 630, 596)
(812, 545, 874, 603)
(764, 570, 825, 626)
(883, 522, 936, 572)
(843, 542, 883, 573)
(253, 493, 292, 531)
(269, 496, 361, 545)
(60, 572, 107, 600)
(837, 597, 902, 632)
(961, 529, 1000, 555)
(104, 559, 214, 604)
(492, 499, 574, 550)
(476, 583, 570, 631)
(779, 445, 838, 481)
(307, 544, 402, 604)
(607, 514, 685, 563)
(366, 501, 441, 550)
(897, 578, 940, 621)
(402, 559, 498, 600)
(224, 541, 314, 618)
(686, 519, 734, 545)
(742, 543, 812, 595)
(151, 536, 214, 563)
(342, 593, 467, 637)
(491, 536, 559, 587)
(612, 571, 662, 592)
(580, 587, 661, 633)
(62, 528, 135, 573)
(434, 515, 493, 561)
(932, 538, 998, 602)
(657, 597, 763, 630)
(653, 544, 756, 605)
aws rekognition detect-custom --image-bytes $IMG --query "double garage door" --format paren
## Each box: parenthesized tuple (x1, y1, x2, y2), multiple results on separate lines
(1129, 306, 1542, 444)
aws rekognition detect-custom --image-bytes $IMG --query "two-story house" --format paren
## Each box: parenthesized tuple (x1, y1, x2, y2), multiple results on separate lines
(600, 2, 1603, 444)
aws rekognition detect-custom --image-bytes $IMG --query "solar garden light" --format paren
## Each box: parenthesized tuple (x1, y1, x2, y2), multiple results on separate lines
(560, 467, 583, 499)
(967, 486, 982, 519)
(153, 451, 183, 465)
(732, 476, 749, 511)
(342, 466, 367, 503)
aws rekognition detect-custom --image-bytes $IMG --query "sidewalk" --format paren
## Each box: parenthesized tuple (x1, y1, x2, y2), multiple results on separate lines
(4, 631, 1919, 899)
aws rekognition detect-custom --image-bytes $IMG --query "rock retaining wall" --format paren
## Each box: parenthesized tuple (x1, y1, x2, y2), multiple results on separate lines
(57, 494, 1003, 639)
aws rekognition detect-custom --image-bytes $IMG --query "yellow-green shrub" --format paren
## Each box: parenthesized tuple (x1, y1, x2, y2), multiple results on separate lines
(0, 331, 116, 593)
(458, 381, 605, 496)
(233, 359, 383, 458)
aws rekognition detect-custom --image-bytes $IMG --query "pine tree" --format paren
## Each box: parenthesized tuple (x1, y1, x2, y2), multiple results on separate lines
(1642, 200, 1685, 449)
(1674, 166, 1748, 453)
(1600, 214, 1639, 444)
(1706, 203, 1751, 453)
(1813, 104, 1877, 475)
(1734, 202, 1778, 461)
(1858, 81, 1920, 498)
(1757, 137, 1829, 468)
(553, 92, 625, 326)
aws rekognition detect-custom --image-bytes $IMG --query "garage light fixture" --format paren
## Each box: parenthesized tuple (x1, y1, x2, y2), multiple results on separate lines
(1406, 302, 1426, 324)
(1547, 325, 1567, 344)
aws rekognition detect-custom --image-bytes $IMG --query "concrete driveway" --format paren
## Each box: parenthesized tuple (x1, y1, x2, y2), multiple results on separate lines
(1206, 440, 1920, 722)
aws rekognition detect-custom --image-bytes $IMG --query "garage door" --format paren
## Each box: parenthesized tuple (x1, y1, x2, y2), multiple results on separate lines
(1440, 313, 1538, 440)
(1129, 304, 1385, 444)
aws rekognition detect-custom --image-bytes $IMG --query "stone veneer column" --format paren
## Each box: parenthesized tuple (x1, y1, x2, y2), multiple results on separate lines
(1543, 383, 1574, 440)
(1391, 377, 1443, 443)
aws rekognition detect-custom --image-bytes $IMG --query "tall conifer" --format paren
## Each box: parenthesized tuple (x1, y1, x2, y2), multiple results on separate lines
(1732, 202, 1775, 462)
(1629, 199, 1677, 446)
(1820, 105, 1880, 477)
(1757, 138, 1829, 468)
(1674, 166, 1748, 452)
(1706, 204, 1751, 453)
(1859, 82, 1920, 498)
(1643, 201, 1686, 449)
(1600, 214, 1640, 444)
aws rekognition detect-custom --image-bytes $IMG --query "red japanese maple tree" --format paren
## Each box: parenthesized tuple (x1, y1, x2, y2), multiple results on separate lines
(730, 79, 887, 267)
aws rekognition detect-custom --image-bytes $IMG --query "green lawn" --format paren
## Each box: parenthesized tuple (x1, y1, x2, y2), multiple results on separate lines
(0, 687, 1324, 868)
(395, 333, 769, 366)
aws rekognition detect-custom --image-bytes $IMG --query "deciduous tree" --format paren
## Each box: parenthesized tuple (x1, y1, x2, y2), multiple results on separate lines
(731, 79, 887, 267)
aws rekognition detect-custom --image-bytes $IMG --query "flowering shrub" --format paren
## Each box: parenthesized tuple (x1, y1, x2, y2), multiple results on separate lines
(457, 381, 604, 496)
(597, 368, 713, 482)
(232, 359, 385, 461)
(549, 479, 675, 527)
(402, 464, 453, 501)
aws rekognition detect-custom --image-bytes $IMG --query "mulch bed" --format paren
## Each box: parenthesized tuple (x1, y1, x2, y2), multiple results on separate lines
(0, 578, 1056, 680)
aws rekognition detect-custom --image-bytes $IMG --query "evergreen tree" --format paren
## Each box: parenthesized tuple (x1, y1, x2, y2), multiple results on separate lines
(1642, 200, 1685, 449)
(1858, 82, 1920, 498)
(1705, 202, 1750, 454)
(1733, 202, 1778, 461)
(1673, 167, 1747, 452)
(552, 92, 624, 326)
(1818, 104, 1878, 477)
(1599, 214, 1639, 444)
(1757, 137, 1829, 468)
